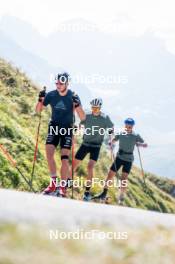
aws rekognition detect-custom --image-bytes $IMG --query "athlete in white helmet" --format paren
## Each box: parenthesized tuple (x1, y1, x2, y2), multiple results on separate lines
(73, 98, 114, 201)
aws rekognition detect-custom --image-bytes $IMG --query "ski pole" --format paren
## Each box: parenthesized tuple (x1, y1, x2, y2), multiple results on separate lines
(109, 135, 119, 180)
(136, 145, 147, 190)
(30, 86, 46, 190)
(0, 144, 36, 192)
(71, 108, 75, 199)
(30, 112, 42, 190)
(71, 135, 75, 199)
(109, 135, 115, 161)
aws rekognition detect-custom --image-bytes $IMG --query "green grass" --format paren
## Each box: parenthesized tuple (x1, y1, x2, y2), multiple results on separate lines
(0, 223, 175, 264)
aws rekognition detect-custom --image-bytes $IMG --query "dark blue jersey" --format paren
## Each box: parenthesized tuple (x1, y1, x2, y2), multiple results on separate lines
(43, 89, 74, 126)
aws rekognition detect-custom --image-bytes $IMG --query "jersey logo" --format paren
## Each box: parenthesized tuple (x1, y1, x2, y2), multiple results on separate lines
(55, 100, 66, 110)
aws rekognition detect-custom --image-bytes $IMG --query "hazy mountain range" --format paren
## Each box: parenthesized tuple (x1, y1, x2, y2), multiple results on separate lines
(0, 15, 175, 178)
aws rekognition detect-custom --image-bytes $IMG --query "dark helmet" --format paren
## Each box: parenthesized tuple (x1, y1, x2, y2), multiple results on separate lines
(124, 118, 135, 126)
(55, 72, 70, 84)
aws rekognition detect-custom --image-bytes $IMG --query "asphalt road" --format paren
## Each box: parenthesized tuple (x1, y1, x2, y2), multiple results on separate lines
(0, 188, 175, 230)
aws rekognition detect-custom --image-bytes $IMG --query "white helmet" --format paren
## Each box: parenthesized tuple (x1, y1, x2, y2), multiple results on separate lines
(90, 98, 103, 107)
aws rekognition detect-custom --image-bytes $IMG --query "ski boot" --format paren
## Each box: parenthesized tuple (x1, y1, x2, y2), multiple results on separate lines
(42, 184, 56, 195)
(83, 192, 92, 201)
(53, 186, 67, 198)
(92, 190, 108, 203)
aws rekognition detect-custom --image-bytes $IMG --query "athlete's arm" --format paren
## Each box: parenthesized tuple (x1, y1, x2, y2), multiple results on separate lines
(136, 142, 148, 148)
(35, 101, 44, 113)
(136, 135, 148, 147)
(75, 106, 86, 121)
(106, 115, 114, 129)
(72, 92, 86, 121)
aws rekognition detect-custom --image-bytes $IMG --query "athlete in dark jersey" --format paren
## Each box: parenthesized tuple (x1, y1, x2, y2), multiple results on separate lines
(36, 72, 85, 197)
(43, 89, 74, 126)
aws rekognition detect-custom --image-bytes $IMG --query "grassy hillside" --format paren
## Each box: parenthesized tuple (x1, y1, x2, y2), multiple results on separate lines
(0, 58, 175, 213)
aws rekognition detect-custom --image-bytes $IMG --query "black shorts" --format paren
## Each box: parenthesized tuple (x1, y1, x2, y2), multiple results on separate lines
(75, 144, 101, 162)
(110, 157, 132, 174)
(46, 122, 73, 149)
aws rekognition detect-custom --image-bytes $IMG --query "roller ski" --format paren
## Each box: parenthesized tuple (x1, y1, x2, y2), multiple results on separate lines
(92, 189, 111, 204)
(42, 176, 72, 196)
(117, 193, 125, 206)
(51, 186, 67, 198)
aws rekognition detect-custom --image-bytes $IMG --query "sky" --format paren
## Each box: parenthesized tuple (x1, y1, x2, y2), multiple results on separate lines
(0, 0, 175, 54)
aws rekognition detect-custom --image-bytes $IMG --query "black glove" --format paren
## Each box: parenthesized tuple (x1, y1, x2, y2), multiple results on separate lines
(38, 87, 46, 102)
(72, 92, 81, 108)
(108, 128, 114, 135)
